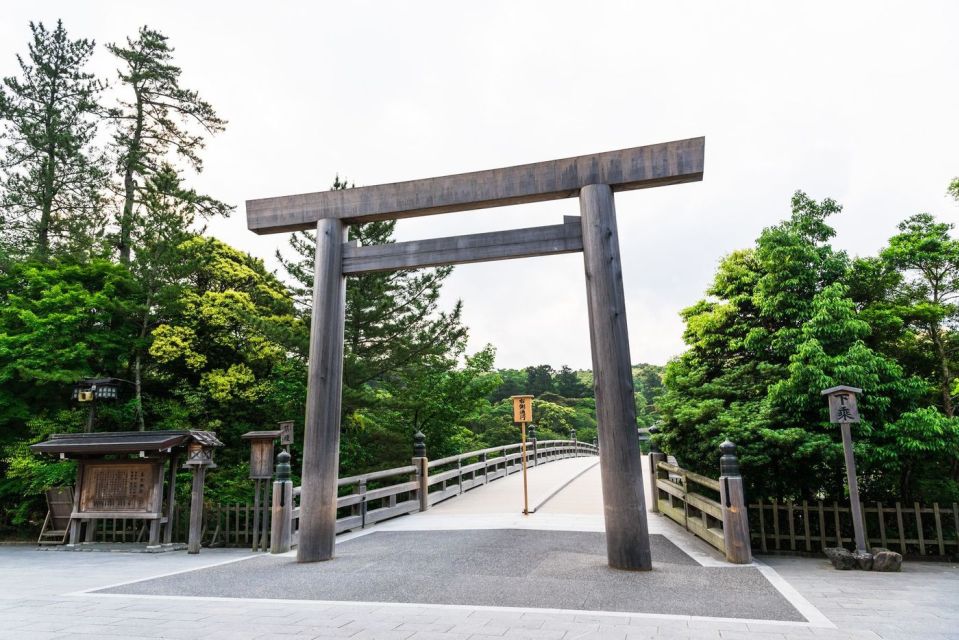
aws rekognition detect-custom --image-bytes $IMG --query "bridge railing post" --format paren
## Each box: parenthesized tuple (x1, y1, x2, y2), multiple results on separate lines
(529, 424, 538, 466)
(719, 440, 752, 564)
(413, 431, 429, 512)
(647, 427, 665, 514)
(270, 450, 293, 554)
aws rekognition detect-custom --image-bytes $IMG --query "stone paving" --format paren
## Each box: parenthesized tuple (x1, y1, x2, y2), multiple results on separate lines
(0, 456, 956, 640)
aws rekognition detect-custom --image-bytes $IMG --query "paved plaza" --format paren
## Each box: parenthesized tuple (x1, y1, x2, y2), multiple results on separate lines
(1, 456, 957, 639)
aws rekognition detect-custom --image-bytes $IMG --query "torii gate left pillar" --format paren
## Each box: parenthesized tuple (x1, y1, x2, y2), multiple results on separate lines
(246, 137, 705, 570)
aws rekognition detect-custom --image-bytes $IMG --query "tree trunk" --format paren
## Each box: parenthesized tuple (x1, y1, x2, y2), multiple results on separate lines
(929, 323, 954, 418)
(118, 90, 144, 264)
(134, 351, 145, 431)
(134, 297, 151, 431)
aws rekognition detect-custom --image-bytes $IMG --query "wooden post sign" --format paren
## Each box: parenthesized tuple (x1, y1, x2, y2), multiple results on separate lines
(512, 395, 533, 424)
(822, 385, 867, 553)
(511, 395, 534, 515)
(278, 420, 294, 448)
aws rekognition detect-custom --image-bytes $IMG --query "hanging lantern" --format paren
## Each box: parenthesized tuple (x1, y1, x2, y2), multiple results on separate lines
(72, 378, 123, 402)
(184, 441, 215, 467)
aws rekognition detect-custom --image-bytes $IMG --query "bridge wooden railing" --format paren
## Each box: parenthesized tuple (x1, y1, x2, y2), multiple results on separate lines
(654, 461, 726, 552)
(648, 439, 752, 564)
(275, 438, 597, 552)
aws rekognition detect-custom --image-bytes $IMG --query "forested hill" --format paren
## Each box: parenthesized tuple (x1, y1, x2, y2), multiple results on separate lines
(479, 362, 665, 446)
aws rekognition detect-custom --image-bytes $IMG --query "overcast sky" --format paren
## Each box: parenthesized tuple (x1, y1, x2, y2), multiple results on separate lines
(3, 1, 957, 369)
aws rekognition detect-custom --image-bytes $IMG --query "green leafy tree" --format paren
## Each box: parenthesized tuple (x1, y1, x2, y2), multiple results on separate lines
(881, 213, 959, 417)
(127, 164, 220, 429)
(107, 26, 230, 264)
(657, 192, 851, 498)
(525, 364, 554, 397)
(278, 177, 469, 469)
(0, 21, 107, 259)
(382, 346, 500, 460)
(555, 365, 589, 398)
(765, 283, 930, 499)
(0, 259, 139, 528)
(488, 368, 526, 402)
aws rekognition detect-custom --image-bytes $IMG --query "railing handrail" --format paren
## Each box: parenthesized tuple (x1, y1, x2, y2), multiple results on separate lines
(291, 439, 595, 492)
(427, 439, 590, 468)
(656, 460, 721, 492)
(337, 465, 418, 487)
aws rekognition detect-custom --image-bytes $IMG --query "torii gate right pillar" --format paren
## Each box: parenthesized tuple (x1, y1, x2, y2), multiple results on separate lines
(580, 183, 652, 571)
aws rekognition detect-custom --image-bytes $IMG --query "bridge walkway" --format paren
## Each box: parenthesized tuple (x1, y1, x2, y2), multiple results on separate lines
(374, 454, 726, 566)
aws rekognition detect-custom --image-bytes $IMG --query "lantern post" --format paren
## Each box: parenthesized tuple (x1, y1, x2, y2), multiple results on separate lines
(183, 440, 217, 554)
(72, 378, 123, 433)
(242, 430, 281, 552)
(822, 385, 867, 553)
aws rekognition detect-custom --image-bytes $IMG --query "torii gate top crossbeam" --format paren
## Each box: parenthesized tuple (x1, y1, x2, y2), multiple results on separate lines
(245, 137, 705, 234)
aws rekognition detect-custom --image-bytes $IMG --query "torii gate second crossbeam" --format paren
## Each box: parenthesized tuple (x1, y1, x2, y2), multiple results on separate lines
(246, 136, 705, 571)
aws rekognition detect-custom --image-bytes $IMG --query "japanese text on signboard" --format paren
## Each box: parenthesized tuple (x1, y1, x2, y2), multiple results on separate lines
(511, 395, 533, 423)
(827, 392, 860, 423)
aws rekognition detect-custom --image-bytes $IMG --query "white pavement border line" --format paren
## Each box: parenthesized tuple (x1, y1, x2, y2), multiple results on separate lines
(65, 457, 835, 631)
(70, 591, 837, 630)
(753, 559, 836, 628)
(67, 551, 265, 595)
(67, 530, 836, 630)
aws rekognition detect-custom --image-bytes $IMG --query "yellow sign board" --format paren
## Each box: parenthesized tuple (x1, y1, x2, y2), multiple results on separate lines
(511, 395, 533, 423)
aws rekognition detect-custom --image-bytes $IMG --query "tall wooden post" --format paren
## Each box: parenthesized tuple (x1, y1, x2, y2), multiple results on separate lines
(187, 465, 207, 554)
(718, 440, 752, 564)
(298, 218, 347, 563)
(413, 431, 429, 512)
(580, 183, 652, 571)
(840, 422, 868, 552)
(647, 426, 665, 514)
(270, 453, 293, 553)
(822, 386, 867, 553)
(163, 453, 178, 544)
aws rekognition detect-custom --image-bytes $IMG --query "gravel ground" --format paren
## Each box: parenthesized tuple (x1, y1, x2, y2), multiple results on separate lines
(98, 529, 804, 622)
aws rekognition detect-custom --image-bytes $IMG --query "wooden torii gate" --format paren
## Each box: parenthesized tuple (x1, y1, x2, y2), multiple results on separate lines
(246, 136, 705, 571)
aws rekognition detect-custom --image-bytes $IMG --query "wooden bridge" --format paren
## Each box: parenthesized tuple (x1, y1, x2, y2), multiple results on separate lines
(276, 439, 601, 548)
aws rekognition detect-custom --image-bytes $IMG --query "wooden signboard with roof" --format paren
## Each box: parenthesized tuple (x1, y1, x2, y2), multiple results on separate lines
(31, 430, 222, 550)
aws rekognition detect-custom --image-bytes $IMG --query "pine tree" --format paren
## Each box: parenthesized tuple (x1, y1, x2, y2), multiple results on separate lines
(881, 213, 959, 417)
(277, 177, 467, 418)
(555, 365, 588, 398)
(107, 26, 230, 264)
(0, 21, 107, 259)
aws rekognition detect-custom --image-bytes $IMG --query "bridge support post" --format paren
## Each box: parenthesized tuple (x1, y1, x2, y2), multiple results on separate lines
(298, 218, 347, 563)
(580, 183, 652, 571)
(271, 450, 293, 554)
(647, 427, 665, 514)
(413, 431, 429, 511)
(719, 440, 752, 564)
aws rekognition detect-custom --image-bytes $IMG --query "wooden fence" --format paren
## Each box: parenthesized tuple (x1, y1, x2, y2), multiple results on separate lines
(751, 499, 959, 557)
(88, 500, 269, 547)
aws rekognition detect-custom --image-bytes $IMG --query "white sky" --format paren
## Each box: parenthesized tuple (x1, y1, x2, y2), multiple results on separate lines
(3, 1, 958, 369)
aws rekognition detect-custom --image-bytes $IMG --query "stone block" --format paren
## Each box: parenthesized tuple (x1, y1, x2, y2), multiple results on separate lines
(825, 546, 856, 570)
(870, 547, 903, 572)
(854, 551, 874, 570)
